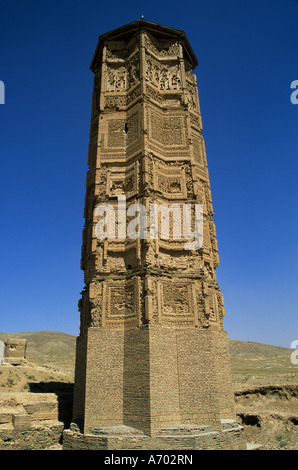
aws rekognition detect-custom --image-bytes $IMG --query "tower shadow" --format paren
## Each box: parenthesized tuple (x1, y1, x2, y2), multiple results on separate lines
(28, 381, 74, 428)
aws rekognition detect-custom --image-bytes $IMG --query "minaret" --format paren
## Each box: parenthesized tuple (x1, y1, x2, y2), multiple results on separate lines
(63, 20, 246, 450)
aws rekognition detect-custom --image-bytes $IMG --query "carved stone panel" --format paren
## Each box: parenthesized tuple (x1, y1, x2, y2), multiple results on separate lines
(106, 161, 139, 199)
(106, 65, 127, 93)
(186, 78, 199, 112)
(205, 291, 220, 329)
(153, 161, 187, 199)
(107, 119, 125, 148)
(102, 278, 140, 327)
(144, 31, 181, 58)
(158, 279, 195, 327)
(146, 84, 182, 108)
(104, 110, 141, 153)
(148, 156, 194, 199)
(106, 52, 140, 93)
(126, 111, 141, 148)
(192, 132, 206, 168)
(145, 52, 182, 91)
(105, 37, 138, 60)
(148, 107, 187, 149)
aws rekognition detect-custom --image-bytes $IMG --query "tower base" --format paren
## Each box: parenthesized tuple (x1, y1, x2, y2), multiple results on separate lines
(72, 326, 239, 436)
(62, 420, 246, 450)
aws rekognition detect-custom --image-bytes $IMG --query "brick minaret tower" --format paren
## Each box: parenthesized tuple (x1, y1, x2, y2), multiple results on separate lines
(63, 20, 246, 450)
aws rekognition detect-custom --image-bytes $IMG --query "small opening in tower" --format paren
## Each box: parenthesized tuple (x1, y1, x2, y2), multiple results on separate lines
(124, 123, 128, 134)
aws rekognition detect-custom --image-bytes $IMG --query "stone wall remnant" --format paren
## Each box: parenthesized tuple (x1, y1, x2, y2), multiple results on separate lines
(4, 338, 27, 365)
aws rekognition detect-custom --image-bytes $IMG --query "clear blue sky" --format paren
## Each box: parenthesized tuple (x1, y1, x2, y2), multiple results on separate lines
(0, 0, 297, 348)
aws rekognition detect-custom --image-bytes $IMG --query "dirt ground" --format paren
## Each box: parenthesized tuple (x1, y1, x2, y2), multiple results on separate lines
(235, 385, 298, 450)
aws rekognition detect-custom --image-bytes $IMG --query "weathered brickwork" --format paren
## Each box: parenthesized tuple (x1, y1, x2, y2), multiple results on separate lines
(67, 19, 246, 450)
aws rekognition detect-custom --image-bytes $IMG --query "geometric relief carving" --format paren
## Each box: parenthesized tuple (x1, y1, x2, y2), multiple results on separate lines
(158, 249, 191, 271)
(202, 217, 211, 251)
(205, 291, 219, 327)
(153, 161, 187, 199)
(106, 111, 140, 150)
(158, 279, 195, 326)
(103, 278, 140, 327)
(104, 86, 141, 111)
(126, 111, 140, 147)
(144, 32, 181, 59)
(107, 162, 139, 198)
(190, 112, 202, 131)
(108, 119, 125, 148)
(186, 79, 198, 112)
(149, 108, 185, 148)
(106, 36, 138, 61)
(203, 258, 215, 281)
(192, 132, 205, 168)
(200, 182, 213, 216)
(146, 84, 181, 108)
(104, 95, 127, 110)
(191, 281, 220, 331)
(88, 282, 103, 328)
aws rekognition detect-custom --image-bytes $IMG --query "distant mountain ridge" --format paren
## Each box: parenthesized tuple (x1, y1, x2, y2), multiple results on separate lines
(228, 338, 294, 358)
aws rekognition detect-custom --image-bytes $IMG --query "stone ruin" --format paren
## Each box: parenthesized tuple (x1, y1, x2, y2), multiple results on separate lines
(4, 338, 27, 365)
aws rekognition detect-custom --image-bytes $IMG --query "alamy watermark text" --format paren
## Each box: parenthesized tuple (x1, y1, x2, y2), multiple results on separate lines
(94, 195, 204, 251)
(290, 80, 298, 104)
(0, 81, 5, 104)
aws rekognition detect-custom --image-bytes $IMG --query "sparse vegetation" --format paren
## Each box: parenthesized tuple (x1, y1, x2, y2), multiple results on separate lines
(276, 435, 288, 448)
